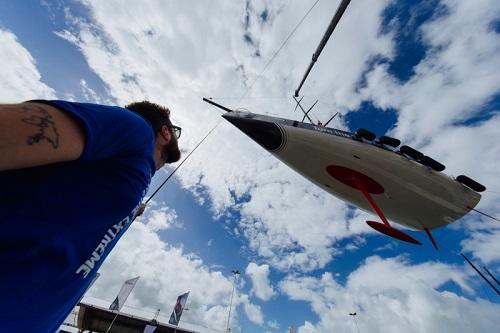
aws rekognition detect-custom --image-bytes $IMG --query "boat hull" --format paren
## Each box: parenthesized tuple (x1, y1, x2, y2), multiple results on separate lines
(223, 111, 481, 230)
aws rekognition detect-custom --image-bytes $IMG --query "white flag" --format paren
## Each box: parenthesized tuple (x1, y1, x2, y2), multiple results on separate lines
(109, 276, 140, 311)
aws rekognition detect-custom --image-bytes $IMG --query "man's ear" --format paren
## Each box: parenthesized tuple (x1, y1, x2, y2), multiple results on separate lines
(160, 125, 171, 144)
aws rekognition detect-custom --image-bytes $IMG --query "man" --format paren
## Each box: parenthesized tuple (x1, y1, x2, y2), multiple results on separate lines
(0, 100, 181, 332)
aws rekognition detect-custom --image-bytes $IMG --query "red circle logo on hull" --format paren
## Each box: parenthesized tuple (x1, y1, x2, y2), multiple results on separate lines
(326, 165, 384, 194)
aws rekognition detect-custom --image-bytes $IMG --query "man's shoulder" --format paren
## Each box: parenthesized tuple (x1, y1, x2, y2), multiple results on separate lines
(38, 100, 150, 130)
(32, 100, 156, 170)
(32, 100, 152, 133)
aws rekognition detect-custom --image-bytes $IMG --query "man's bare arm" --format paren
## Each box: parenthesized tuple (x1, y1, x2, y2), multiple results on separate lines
(0, 102, 85, 171)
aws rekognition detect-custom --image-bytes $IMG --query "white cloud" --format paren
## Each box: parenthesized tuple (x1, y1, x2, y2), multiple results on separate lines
(267, 319, 279, 330)
(246, 262, 276, 301)
(79, 78, 111, 104)
(344, 236, 367, 252)
(362, 0, 500, 141)
(280, 256, 500, 333)
(141, 203, 181, 232)
(240, 294, 264, 326)
(0, 29, 56, 101)
(461, 226, 500, 265)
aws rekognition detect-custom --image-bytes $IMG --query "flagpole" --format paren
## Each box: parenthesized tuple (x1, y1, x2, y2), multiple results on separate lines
(225, 283, 235, 333)
(105, 311, 119, 333)
(105, 276, 140, 333)
(225, 270, 240, 333)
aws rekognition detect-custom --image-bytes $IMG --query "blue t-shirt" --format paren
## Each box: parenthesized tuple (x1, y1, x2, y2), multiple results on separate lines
(0, 101, 156, 332)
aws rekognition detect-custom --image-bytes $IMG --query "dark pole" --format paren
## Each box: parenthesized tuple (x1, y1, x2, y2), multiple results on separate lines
(202, 98, 234, 113)
(294, 0, 352, 97)
(483, 266, 500, 287)
(225, 270, 240, 333)
(461, 253, 500, 295)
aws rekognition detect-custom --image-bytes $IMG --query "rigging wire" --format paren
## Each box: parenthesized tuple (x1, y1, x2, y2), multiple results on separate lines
(146, 2, 327, 202)
(467, 206, 500, 222)
(461, 253, 500, 296)
(483, 266, 500, 287)
(240, 0, 322, 100)
(145, 121, 222, 204)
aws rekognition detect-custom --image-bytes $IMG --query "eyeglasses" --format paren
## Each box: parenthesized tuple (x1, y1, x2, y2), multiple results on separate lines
(168, 125, 182, 139)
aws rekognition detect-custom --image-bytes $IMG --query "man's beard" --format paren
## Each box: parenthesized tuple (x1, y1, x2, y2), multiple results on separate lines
(163, 138, 181, 163)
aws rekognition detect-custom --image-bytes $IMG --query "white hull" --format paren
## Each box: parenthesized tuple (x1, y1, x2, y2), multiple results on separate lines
(273, 123, 480, 230)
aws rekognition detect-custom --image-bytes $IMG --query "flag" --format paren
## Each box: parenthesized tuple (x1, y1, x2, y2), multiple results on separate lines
(168, 291, 190, 326)
(109, 276, 140, 311)
(143, 324, 157, 333)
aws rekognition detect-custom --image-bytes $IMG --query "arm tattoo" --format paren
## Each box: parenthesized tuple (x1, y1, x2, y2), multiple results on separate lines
(19, 105, 59, 149)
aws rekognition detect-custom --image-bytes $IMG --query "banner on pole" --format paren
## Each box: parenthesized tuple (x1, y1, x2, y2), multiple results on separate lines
(109, 276, 140, 311)
(168, 291, 190, 326)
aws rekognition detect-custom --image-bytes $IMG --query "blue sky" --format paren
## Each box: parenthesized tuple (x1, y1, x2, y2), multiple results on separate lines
(1, 1, 500, 332)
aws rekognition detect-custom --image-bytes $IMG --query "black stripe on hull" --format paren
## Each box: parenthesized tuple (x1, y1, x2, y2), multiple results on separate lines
(223, 113, 284, 151)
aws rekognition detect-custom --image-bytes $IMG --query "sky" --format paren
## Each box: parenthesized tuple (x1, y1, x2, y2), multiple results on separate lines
(1, 0, 500, 332)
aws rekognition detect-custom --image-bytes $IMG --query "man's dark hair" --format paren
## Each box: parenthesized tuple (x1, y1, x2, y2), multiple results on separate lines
(125, 101, 173, 133)
(125, 101, 181, 164)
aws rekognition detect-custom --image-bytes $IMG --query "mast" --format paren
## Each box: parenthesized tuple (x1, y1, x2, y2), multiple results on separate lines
(294, 0, 352, 97)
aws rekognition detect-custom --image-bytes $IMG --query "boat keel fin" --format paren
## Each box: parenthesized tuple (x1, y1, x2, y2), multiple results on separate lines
(328, 167, 423, 246)
(366, 221, 422, 245)
(424, 228, 439, 250)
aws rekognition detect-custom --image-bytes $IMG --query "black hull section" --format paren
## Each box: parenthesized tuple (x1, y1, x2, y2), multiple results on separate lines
(223, 113, 284, 152)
